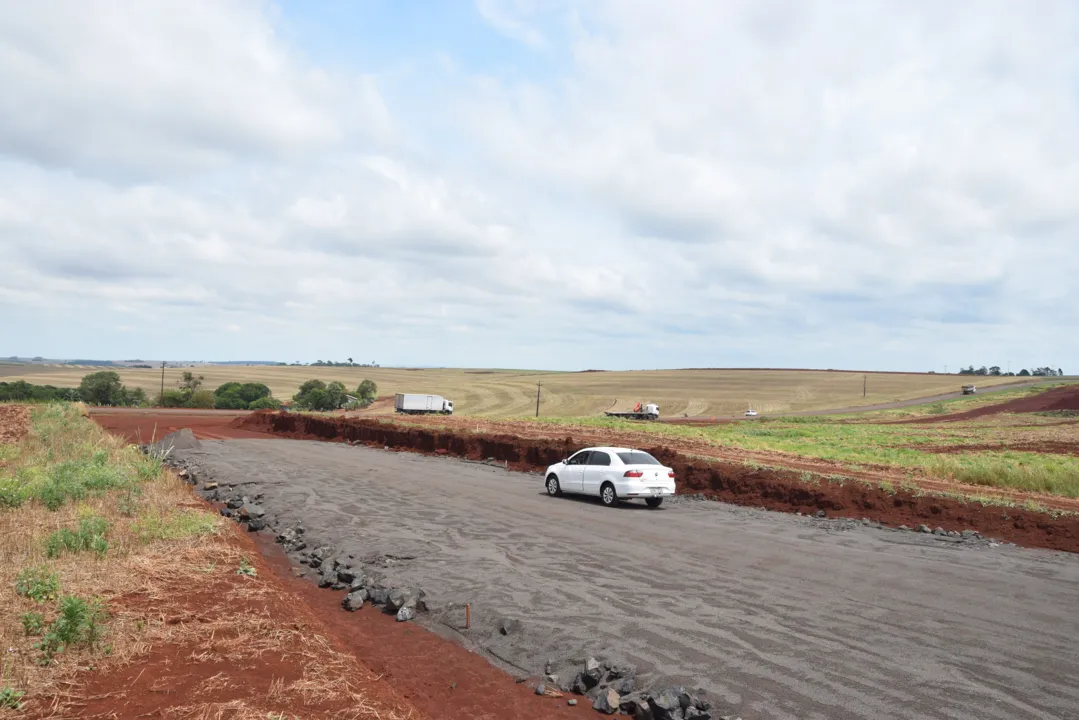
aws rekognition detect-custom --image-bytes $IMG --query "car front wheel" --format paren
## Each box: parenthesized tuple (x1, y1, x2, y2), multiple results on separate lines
(646, 497, 663, 508)
(546, 474, 562, 496)
(600, 482, 618, 507)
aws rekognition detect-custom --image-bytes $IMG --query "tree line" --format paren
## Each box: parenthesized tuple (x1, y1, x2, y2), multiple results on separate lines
(957, 366, 1064, 377)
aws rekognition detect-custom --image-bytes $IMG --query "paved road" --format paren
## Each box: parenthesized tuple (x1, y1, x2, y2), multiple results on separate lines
(182, 439, 1079, 720)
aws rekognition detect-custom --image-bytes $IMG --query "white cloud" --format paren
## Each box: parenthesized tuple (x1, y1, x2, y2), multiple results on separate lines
(1, 0, 1076, 371)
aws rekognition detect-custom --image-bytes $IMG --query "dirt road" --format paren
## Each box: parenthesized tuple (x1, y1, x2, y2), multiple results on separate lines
(179, 439, 1079, 720)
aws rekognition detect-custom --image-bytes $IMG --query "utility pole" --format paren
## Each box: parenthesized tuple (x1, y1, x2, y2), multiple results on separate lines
(944, 364, 948, 374)
(159, 361, 167, 405)
(863, 374, 867, 398)
(535, 381, 542, 418)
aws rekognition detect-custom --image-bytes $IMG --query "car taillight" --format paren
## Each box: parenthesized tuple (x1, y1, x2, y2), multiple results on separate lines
(668, 471, 675, 478)
(624, 470, 644, 478)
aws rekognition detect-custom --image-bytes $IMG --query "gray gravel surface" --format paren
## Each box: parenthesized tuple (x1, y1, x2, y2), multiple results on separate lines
(178, 439, 1079, 720)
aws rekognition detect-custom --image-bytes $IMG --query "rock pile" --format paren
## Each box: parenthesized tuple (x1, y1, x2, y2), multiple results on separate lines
(549, 657, 733, 719)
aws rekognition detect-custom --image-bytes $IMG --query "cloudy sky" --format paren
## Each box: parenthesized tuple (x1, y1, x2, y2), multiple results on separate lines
(1, 1, 1076, 372)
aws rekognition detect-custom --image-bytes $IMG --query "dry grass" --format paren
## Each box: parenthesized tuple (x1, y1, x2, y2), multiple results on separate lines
(0, 404, 414, 720)
(0, 365, 1024, 418)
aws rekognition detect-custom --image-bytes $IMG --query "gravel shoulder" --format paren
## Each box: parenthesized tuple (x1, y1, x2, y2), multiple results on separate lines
(178, 438, 1079, 720)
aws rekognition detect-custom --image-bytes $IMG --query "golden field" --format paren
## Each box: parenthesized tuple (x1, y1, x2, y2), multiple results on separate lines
(0, 364, 1023, 418)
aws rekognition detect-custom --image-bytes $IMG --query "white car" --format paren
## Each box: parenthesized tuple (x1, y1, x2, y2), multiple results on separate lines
(544, 447, 676, 508)
(745, 409, 758, 417)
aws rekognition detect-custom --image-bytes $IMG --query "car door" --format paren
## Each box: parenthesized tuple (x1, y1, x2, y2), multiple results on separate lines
(583, 450, 611, 496)
(561, 451, 590, 494)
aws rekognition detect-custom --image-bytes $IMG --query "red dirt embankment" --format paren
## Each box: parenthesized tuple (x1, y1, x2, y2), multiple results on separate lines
(240, 412, 1079, 553)
(904, 385, 1079, 423)
(90, 408, 272, 442)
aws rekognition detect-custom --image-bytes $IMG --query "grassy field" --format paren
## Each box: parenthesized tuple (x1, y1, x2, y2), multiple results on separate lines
(530, 385, 1079, 497)
(0, 364, 1025, 418)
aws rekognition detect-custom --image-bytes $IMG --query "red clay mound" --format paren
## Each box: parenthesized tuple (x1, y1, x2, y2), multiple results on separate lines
(239, 412, 1079, 553)
(905, 385, 1079, 423)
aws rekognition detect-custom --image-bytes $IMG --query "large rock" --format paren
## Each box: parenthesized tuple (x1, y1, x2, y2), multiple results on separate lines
(336, 567, 357, 584)
(593, 687, 620, 714)
(646, 697, 675, 720)
(386, 587, 424, 612)
(396, 605, 416, 622)
(317, 561, 337, 588)
(499, 618, 522, 635)
(342, 589, 367, 611)
(247, 517, 266, 532)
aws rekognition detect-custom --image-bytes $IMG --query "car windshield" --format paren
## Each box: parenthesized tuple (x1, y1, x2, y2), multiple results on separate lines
(616, 451, 661, 466)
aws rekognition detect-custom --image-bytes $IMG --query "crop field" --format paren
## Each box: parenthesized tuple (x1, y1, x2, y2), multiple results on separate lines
(0, 364, 1024, 418)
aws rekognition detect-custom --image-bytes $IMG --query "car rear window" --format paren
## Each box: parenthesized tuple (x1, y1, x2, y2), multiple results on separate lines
(616, 451, 661, 465)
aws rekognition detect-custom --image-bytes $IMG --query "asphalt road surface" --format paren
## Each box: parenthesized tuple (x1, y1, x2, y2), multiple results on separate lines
(180, 439, 1079, 720)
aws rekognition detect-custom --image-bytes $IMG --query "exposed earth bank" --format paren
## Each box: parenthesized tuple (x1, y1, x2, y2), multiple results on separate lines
(238, 412, 1079, 553)
(171, 438, 1079, 720)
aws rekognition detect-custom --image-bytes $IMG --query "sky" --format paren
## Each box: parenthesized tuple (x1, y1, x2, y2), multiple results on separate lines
(1, 0, 1076, 372)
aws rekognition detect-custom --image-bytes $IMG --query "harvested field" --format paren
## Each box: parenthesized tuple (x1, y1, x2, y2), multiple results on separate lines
(0, 404, 30, 444)
(173, 438, 1079, 720)
(3, 364, 1027, 417)
(238, 412, 1079, 551)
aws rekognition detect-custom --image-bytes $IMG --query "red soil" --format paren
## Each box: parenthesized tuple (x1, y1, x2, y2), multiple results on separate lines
(89, 408, 272, 442)
(0, 404, 30, 444)
(904, 385, 1079, 423)
(21, 522, 423, 720)
(240, 412, 1079, 553)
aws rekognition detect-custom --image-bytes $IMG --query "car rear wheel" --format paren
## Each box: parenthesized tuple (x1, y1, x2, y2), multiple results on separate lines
(645, 497, 663, 508)
(546, 474, 562, 496)
(600, 482, 618, 507)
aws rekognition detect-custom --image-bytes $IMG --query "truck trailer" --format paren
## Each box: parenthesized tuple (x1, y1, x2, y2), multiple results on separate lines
(394, 393, 454, 415)
(605, 402, 660, 421)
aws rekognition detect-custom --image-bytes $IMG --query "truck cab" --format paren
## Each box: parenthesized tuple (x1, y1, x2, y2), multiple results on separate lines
(444, 399, 454, 414)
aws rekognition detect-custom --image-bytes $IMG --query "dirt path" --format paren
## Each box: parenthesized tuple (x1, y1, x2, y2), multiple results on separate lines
(177, 439, 1079, 720)
(0, 404, 30, 444)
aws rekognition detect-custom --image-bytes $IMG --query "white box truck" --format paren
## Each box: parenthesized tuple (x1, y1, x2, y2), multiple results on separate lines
(394, 393, 454, 415)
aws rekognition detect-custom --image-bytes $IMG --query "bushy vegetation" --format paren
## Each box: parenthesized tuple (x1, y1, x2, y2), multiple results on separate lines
(1, 372, 145, 406)
(291, 378, 377, 411)
(0, 404, 163, 510)
(79, 371, 147, 406)
(14, 566, 60, 603)
(0, 381, 80, 403)
(35, 595, 107, 664)
(213, 382, 280, 410)
(46, 516, 111, 558)
(958, 365, 1064, 377)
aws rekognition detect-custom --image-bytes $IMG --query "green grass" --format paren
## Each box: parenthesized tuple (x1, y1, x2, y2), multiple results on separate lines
(131, 509, 219, 542)
(0, 686, 24, 710)
(21, 610, 45, 636)
(0, 404, 164, 510)
(45, 515, 110, 558)
(531, 410, 1079, 497)
(14, 565, 60, 602)
(35, 595, 106, 664)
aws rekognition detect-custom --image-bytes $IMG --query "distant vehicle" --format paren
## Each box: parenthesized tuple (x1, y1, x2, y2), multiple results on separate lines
(745, 409, 758, 417)
(961, 385, 977, 395)
(394, 393, 454, 415)
(605, 402, 660, 421)
(544, 447, 675, 508)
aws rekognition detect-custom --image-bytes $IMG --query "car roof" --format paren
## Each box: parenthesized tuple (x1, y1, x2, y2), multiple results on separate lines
(574, 446, 644, 454)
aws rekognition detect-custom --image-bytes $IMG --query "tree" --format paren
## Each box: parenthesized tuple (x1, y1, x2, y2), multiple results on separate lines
(958, 366, 976, 375)
(353, 379, 378, 408)
(248, 396, 282, 410)
(292, 379, 348, 411)
(1060, 368, 1065, 377)
(989, 366, 1001, 376)
(347, 357, 354, 365)
(238, 383, 271, 404)
(179, 372, 204, 391)
(1019, 368, 1031, 377)
(185, 389, 216, 409)
(974, 366, 988, 376)
(79, 371, 125, 406)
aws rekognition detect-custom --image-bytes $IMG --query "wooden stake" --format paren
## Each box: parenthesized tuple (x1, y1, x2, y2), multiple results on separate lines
(465, 603, 471, 629)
